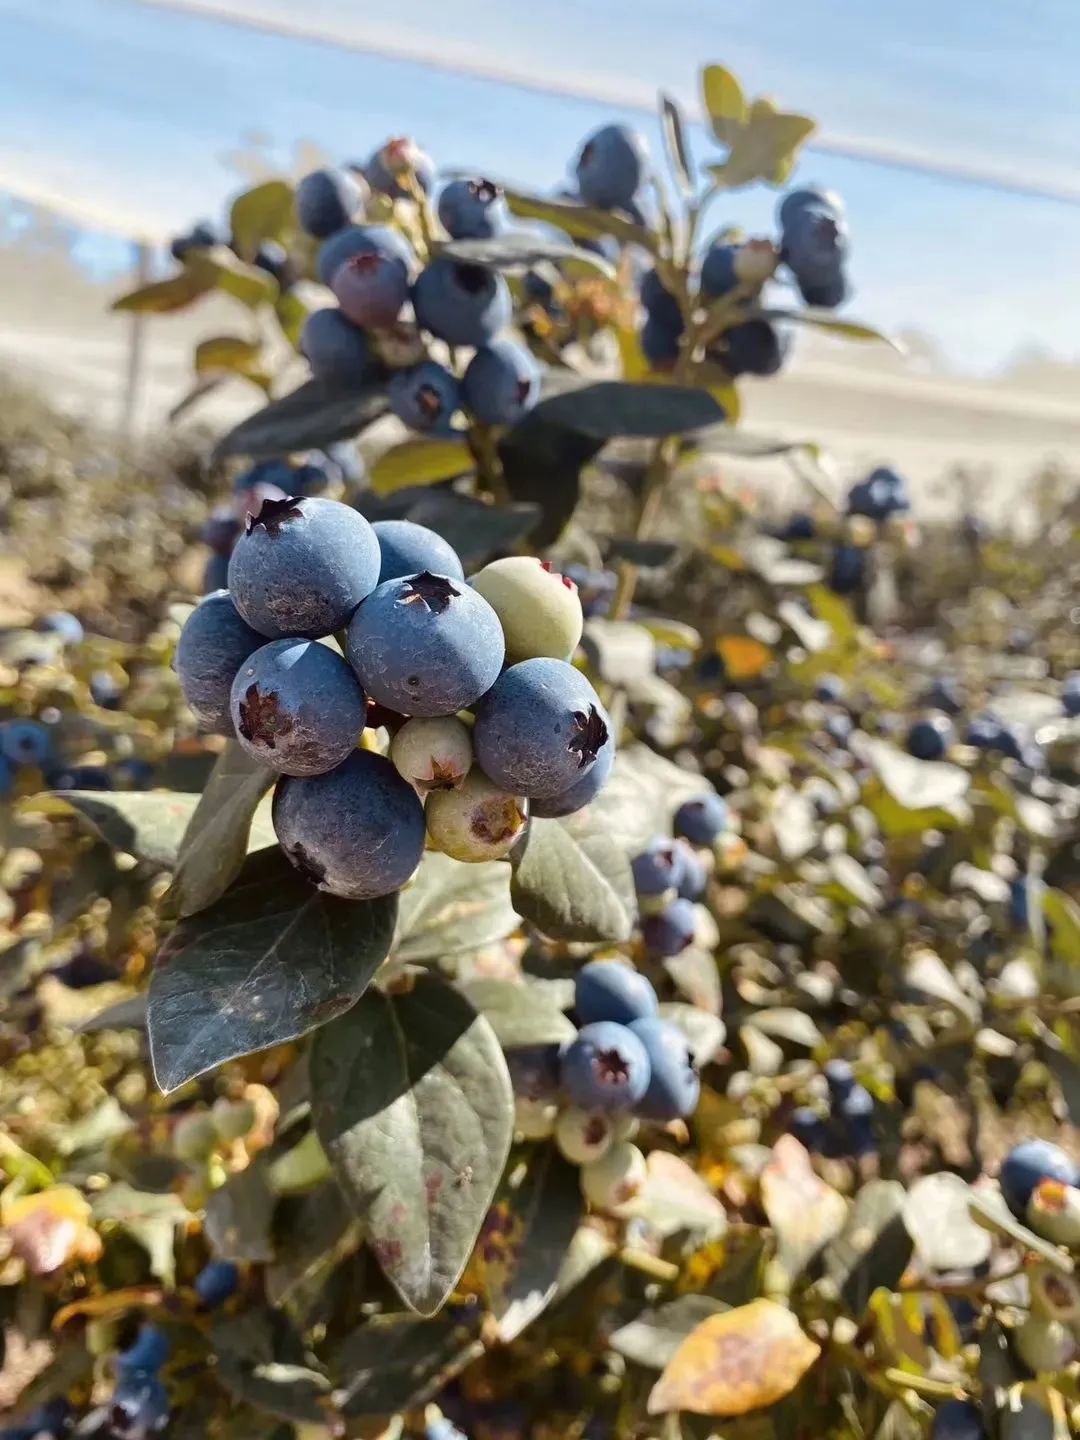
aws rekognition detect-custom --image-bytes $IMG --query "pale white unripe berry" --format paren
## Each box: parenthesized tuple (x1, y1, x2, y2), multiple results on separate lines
(555, 1106, 615, 1165)
(581, 1141, 647, 1212)
(470, 557, 584, 662)
(391, 715, 473, 792)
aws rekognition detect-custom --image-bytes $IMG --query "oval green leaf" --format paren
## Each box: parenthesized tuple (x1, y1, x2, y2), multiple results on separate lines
(533, 382, 726, 440)
(212, 380, 389, 462)
(510, 811, 635, 944)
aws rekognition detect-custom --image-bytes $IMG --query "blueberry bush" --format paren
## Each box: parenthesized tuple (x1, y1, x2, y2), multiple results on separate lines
(3, 60, 1080, 1440)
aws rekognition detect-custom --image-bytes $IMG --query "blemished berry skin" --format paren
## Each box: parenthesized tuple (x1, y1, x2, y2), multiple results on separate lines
(300, 308, 380, 387)
(907, 713, 954, 762)
(673, 793, 727, 847)
(628, 1018, 700, 1121)
(631, 837, 687, 897)
(425, 769, 528, 861)
(118, 1325, 170, 1376)
(438, 178, 505, 239)
(461, 340, 541, 426)
(372, 520, 465, 586)
(391, 715, 473, 791)
(296, 167, 363, 239)
(273, 749, 425, 898)
(228, 496, 381, 641)
(530, 738, 615, 818)
(1, 719, 52, 767)
(39, 611, 84, 646)
(575, 124, 649, 209)
(830, 544, 865, 595)
(193, 1259, 240, 1308)
(230, 639, 366, 776)
(1062, 672, 1080, 717)
(331, 251, 409, 329)
(930, 1402, 987, 1440)
(347, 571, 504, 717)
(700, 242, 740, 297)
(473, 658, 612, 800)
(364, 137, 435, 199)
(505, 1043, 562, 1101)
(316, 223, 415, 287)
(470, 556, 583, 663)
(581, 1139, 648, 1210)
(641, 314, 682, 367)
(575, 959, 659, 1027)
(676, 843, 707, 901)
(642, 897, 696, 958)
(560, 1021, 651, 1112)
(175, 590, 264, 735)
(412, 259, 512, 347)
(388, 360, 462, 436)
(999, 1138, 1080, 1219)
(109, 1371, 169, 1438)
(555, 1106, 615, 1165)
(721, 319, 789, 377)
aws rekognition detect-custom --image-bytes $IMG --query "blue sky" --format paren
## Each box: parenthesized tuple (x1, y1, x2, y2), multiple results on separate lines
(1, 0, 1078, 370)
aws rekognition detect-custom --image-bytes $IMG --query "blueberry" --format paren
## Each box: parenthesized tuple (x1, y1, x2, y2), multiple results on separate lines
(925, 676, 963, 715)
(930, 1401, 986, 1440)
(273, 749, 425, 898)
(642, 897, 696, 957)
(782, 202, 849, 280)
(505, 1043, 562, 1101)
(783, 512, 816, 542)
(823, 1058, 855, 1096)
(673, 793, 727, 847)
(371, 520, 464, 585)
(90, 670, 123, 709)
(473, 658, 612, 800)
(640, 268, 683, 332)
(299, 309, 380, 387)
(347, 571, 504, 717)
(364, 137, 435, 199)
(838, 1083, 875, 1155)
(628, 1017, 700, 1121)
(1000, 1138, 1080, 1219)
(230, 639, 366, 775)
(798, 267, 849, 308)
(170, 220, 218, 260)
(38, 611, 83, 647)
(814, 674, 845, 704)
(720, 319, 789, 377)
(387, 360, 462, 436)
(316, 224, 415, 288)
(5, 1398, 70, 1440)
(296, 167, 364, 239)
(631, 837, 687, 897)
(49, 764, 113, 791)
(848, 467, 910, 521)
(700, 242, 739, 298)
(438, 177, 505, 239)
(641, 313, 682, 368)
(575, 959, 658, 1027)
(228, 496, 381, 641)
(789, 1105, 826, 1150)
(676, 843, 707, 900)
(202, 552, 230, 594)
(1, 719, 52, 767)
(109, 1370, 169, 1438)
(581, 1139, 648, 1210)
(253, 240, 292, 287)
(561, 1021, 651, 1112)
(556, 1106, 616, 1165)
(202, 507, 241, 556)
(118, 1324, 170, 1376)
(778, 187, 844, 229)
(830, 544, 865, 595)
(825, 711, 854, 745)
(391, 715, 473, 791)
(174, 591, 264, 734)
(1063, 672, 1080, 717)
(331, 251, 409, 329)
(575, 124, 648, 210)
(115, 758, 154, 790)
(461, 340, 540, 426)
(425, 769, 527, 861)
(530, 739, 615, 818)
(193, 1258, 240, 1308)
(0, 755, 14, 797)
(412, 259, 511, 347)
(469, 556, 583, 662)
(907, 713, 954, 762)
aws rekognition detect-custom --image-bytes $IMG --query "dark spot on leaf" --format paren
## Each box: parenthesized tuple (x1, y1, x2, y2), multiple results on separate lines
(286, 842, 326, 888)
(594, 1047, 630, 1086)
(372, 1236, 403, 1271)
(568, 705, 608, 768)
(246, 494, 305, 536)
(237, 684, 294, 749)
(425, 1172, 444, 1206)
(400, 571, 460, 614)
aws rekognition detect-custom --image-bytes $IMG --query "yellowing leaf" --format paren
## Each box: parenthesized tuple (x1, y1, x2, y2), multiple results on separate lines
(760, 1136, 847, 1280)
(195, 336, 265, 378)
(2, 1185, 102, 1274)
(617, 323, 650, 383)
(701, 65, 749, 145)
(708, 545, 747, 572)
(648, 1298, 820, 1416)
(111, 267, 217, 315)
(229, 179, 295, 260)
(716, 635, 771, 680)
(370, 437, 474, 496)
(709, 101, 817, 190)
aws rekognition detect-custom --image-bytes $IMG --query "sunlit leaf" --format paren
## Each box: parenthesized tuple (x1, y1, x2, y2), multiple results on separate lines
(701, 65, 749, 146)
(370, 437, 474, 496)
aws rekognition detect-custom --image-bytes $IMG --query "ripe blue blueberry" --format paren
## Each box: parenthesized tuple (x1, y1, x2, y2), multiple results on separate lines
(1063, 672, 1080, 717)
(388, 360, 462, 435)
(824, 1058, 855, 1096)
(48, 764, 113, 791)
(170, 220, 218, 260)
(640, 269, 683, 332)
(783, 511, 816, 541)
(778, 186, 844, 229)
(925, 676, 963, 715)
(1, 719, 52, 768)
(109, 1370, 169, 1438)
(175, 590, 264, 735)
(628, 1017, 700, 1121)
(560, 1021, 651, 1112)
(505, 1043, 562, 1100)
(412, 259, 511, 347)
(438, 178, 505, 239)
(39, 611, 84, 647)
(641, 314, 682, 368)
(929, 1400, 987, 1440)
(473, 658, 612, 800)
(575, 125, 648, 210)
(230, 639, 366, 776)
(797, 267, 849, 308)
(372, 520, 464, 585)
(676, 842, 707, 900)
(253, 240, 292, 287)
(789, 1105, 827, 1151)
(228, 496, 381, 641)
(575, 959, 658, 1027)
(364, 137, 435, 199)
(273, 749, 426, 898)
(347, 572, 504, 717)
(830, 544, 865, 594)
(848, 467, 910, 521)
(116, 758, 154, 790)
(296, 167, 364, 239)
(530, 739, 615, 818)
(631, 837, 687, 897)
(782, 202, 849, 279)
(700, 242, 739, 297)
(825, 712, 853, 745)
(118, 1324, 170, 1376)
(300, 309, 380, 387)
(837, 1082, 875, 1156)
(673, 793, 727, 847)
(721, 320, 789, 377)
(202, 507, 241, 556)
(907, 713, 954, 762)
(1000, 1138, 1080, 1219)
(193, 1259, 240, 1308)
(642, 897, 696, 957)
(461, 341, 540, 426)
(331, 250, 409, 329)
(316, 224, 415, 287)
(0, 756, 14, 797)
(90, 670, 123, 708)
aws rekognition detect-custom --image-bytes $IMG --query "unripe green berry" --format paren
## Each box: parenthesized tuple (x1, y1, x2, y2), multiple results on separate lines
(212, 1097, 256, 1142)
(425, 769, 527, 861)
(173, 1111, 218, 1162)
(391, 716, 473, 792)
(555, 1106, 615, 1165)
(515, 1096, 558, 1140)
(1013, 1314, 1078, 1374)
(581, 1140, 647, 1212)
(1027, 1180, 1080, 1249)
(470, 557, 584, 662)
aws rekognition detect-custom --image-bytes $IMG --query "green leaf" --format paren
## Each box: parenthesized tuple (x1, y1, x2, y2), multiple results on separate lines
(213, 1310, 330, 1423)
(457, 979, 575, 1049)
(195, 335, 268, 380)
(709, 101, 816, 189)
(311, 975, 514, 1315)
(56, 1097, 133, 1155)
(393, 850, 518, 963)
(161, 742, 276, 920)
(212, 379, 389, 462)
(275, 289, 309, 348)
(701, 64, 749, 145)
(441, 231, 614, 278)
(498, 410, 603, 547)
(968, 1188, 1074, 1273)
(752, 307, 905, 353)
(205, 1162, 277, 1263)
(611, 1295, 729, 1369)
(511, 811, 635, 944)
(90, 1183, 192, 1286)
(532, 382, 726, 440)
(657, 1003, 727, 1066)
(111, 265, 217, 314)
(608, 539, 679, 567)
(230, 179, 295, 260)
(333, 1309, 483, 1416)
(863, 737, 970, 811)
(660, 93, 693, 193)
(761, 1136, 848, 1282)
(370, 437, 474, 496)
(29, 789, 199, 868)
(503, 189, 659, 254)
(752, 1008, 823, 1049)
(824, 1180, 911, 1313)
(266, 1183, 356, 1307)
(405, 490, 542, 565)
(194, 246, 280, 308)
(902, 1173, 991, 1271)
(148, 848, 397, 1093)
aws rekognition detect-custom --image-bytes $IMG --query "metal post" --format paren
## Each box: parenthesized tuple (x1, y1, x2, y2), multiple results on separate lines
(120, 240, 152, 443)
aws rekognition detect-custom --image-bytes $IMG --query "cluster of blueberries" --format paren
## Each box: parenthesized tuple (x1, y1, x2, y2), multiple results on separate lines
(788, 1059, 876, 1160)
(176, 498, 615, 897)
(782, 465, 913, 598)
(631, 792, 729, 958)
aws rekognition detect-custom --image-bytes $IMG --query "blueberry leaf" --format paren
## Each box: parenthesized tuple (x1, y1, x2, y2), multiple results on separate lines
(440, 231, 615, 279)
(750, 306, 905, 352)
(331, 1309, 483, 1415)
(660, 94, 693, 193)
(213, 1309, 331, 1423)
(148, 848, 397, 1093)
(212, 379, 389, 462)
(30, 789, 199, 870)
(510, 811, 636, 944)
(823, 1180, 911, 1313)
(405, 490, 542, 565)
(229, 179, 295, 260)
(457, 979, 576, 1048)
(531, 382, 727, 440)
(503, 189, 659, 254)
(310, 974, 514, 1316)
(499, 409, 603, 546)
(393, 851, 518, 963)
